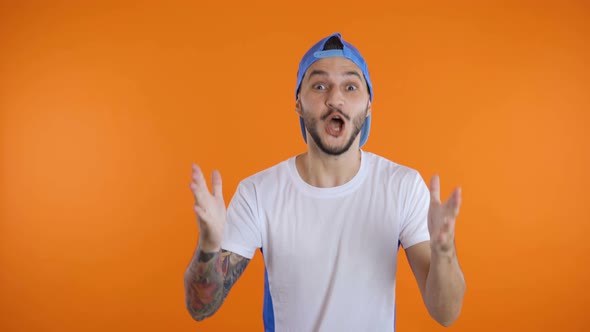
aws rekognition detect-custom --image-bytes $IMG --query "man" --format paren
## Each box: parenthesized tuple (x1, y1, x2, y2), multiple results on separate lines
(185, 32, 465, 331)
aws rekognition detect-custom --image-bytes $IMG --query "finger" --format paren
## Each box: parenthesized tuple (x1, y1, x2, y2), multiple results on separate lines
(442, 217, 455, 233)
(193, 204, 207, 220)
(191, 164, 210, 194)
(437, 218, 455, 245)
(438, 232, 446, 244)
(211, 170, 223, 199)
(190, 165, 212, 207)
(191, 164, 204, 185)
(429, 174, 441, 203)
(190, 182, 208, 210)
(453, 187, 462, 214)
(189, 182, 198, 196)
(444, 187, 462, 217)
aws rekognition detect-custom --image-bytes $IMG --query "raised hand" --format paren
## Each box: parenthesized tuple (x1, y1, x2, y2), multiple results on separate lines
(190, 164, 227, 252)
(428, 174, 461, 253)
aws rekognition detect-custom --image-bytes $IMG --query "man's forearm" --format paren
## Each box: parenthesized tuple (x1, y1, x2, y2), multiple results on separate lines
(184, 248, 228, 321)
(424, 248, 466, 326)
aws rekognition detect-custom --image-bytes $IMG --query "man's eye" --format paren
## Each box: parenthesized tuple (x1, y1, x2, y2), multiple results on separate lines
(346, 85, 358, 91)
(313, 84, 327, 90)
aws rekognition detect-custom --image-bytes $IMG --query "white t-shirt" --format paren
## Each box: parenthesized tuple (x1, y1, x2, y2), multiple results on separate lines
(221, 151, 430, 332)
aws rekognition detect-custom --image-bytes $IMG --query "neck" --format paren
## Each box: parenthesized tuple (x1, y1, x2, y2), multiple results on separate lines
(295, 143, 362, 188)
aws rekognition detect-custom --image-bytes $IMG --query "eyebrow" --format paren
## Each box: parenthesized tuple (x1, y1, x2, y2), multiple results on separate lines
(307, 69, 363, 82)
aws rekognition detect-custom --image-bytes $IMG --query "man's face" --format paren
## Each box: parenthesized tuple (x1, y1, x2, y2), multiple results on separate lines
(296, 57, 372, 156)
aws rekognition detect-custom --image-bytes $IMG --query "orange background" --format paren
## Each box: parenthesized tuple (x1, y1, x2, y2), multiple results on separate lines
(1, 1, 589, 331)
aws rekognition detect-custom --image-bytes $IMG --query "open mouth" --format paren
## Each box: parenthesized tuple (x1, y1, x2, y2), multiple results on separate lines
(326, 113, 345, 136)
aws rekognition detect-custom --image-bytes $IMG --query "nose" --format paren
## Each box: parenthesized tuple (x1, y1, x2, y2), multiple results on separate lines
(325, 87, 344, 109)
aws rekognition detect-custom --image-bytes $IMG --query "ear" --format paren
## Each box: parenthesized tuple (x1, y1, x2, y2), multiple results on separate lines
(366, 100, 372, 117)
(295, 98, 303, 116)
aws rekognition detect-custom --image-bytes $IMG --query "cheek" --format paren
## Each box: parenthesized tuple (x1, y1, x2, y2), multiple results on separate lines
(353, 96, 371, 111)
(299, 96, 323, 113)
(301, 94, 323, 106)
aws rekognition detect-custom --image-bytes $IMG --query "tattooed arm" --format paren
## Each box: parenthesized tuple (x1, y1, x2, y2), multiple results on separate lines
(186, 165, 251, 320)
(184, 248, 250, 321)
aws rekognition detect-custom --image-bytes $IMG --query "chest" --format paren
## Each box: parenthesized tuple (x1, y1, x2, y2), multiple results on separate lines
(260, 190, 401, 276)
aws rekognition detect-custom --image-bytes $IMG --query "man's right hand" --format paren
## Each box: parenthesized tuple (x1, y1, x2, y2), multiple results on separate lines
(190, 164, 226, 252)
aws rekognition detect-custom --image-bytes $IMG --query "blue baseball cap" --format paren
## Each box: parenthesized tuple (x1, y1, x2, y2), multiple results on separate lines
(295, 32, 373, 147)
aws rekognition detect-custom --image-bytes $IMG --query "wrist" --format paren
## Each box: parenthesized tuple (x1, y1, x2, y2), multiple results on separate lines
(198, 236, 222, 253)
(430, 245, 456, 261)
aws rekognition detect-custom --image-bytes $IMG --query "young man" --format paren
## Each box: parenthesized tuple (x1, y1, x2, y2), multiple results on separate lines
(185, 33, 465, 331)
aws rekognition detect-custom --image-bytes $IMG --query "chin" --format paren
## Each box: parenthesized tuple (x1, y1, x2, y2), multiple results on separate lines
(318, 139, 354, 156)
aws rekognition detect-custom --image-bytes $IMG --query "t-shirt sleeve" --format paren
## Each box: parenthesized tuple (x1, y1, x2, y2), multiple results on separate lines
(399, 170, 431, 249)
(221, 181, 262, 259)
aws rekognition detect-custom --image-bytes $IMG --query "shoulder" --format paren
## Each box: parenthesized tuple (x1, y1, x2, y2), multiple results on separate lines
(362, 151, 423, 184)
(231, 156, 296, 202)
(239, 157, 293, 187)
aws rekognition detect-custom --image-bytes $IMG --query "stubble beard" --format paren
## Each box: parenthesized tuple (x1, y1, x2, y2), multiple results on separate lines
(301, 105, 368, 156)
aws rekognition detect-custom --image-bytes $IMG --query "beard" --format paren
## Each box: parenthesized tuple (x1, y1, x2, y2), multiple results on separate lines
(301, 104, 368, 156)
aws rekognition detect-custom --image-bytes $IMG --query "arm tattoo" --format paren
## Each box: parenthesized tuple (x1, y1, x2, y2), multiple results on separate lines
(222, 251, 249, 298)
(184, 248, 250, 321)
